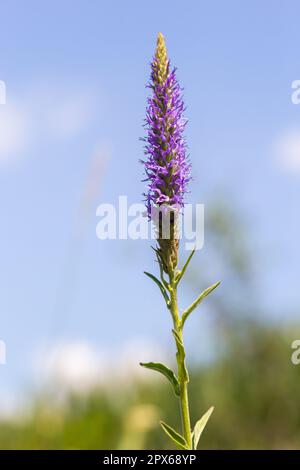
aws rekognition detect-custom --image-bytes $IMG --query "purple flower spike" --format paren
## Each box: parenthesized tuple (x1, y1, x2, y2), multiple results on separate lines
(141, 33, 191, 219)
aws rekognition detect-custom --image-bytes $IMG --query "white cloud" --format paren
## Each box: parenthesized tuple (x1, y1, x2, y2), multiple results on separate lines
(38, 341, 106, 394)
(0, 390, 21, 420)
(0, 82, 96, 166)
(0, 104, 30, 162)
(274, 129, 300, 173)
(115, 339, 169, 383)
(34, 338, 168, 396)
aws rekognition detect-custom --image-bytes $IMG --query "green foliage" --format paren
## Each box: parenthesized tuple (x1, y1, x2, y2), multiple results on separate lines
(160, 421, 188, 450)
(181, 281, 221, 328)
(175, 248, 195, 285)
(144, 271, 170, 307)
(192, 407, 214, 449)
(139, 362, 180, 396)
(172, 330, 189, 383)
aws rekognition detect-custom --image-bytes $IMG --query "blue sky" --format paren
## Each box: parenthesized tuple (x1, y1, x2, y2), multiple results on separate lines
(0, 0, 300, 404)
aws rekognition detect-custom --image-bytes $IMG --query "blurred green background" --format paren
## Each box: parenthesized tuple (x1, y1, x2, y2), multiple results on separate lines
(0, 323, 299, 449)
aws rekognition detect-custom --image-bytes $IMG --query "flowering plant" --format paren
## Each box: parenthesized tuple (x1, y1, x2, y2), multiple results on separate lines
(140, 33, 220, 450)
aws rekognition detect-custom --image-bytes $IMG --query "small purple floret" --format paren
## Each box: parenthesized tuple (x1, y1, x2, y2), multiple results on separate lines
(141, 56, 191, 218)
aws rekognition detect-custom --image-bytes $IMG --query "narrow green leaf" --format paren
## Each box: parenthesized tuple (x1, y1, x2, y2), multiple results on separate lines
(175, 248, 196, 285)
(181, 281, 221, 328)
(139, 362, 180, 396)
(172, 330, 189, 383)
(160, 421, 189, 450)
(144, 271, 170, 306)
(151, 246, 169, 290)
(192, 406, 214, 449)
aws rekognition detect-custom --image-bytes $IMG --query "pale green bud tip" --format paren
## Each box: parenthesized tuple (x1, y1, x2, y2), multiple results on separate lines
(156, 32, 166, 51)
(154, 32, 168, 84)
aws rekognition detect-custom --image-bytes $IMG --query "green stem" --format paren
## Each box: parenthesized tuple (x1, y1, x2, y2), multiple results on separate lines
(169, 272, 192, 449)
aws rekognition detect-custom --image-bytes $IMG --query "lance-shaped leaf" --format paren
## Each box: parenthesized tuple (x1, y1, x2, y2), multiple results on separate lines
(175, 247, 196, 285)
(160, 421, 189, 450)
(144, 271, 170, 307)
(192, 406, 214, 449)
(172, 330, 189, 383)
(139, 362, 180, 396)
(151, 246, 169, 290)
(181, 281, 221, 328)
